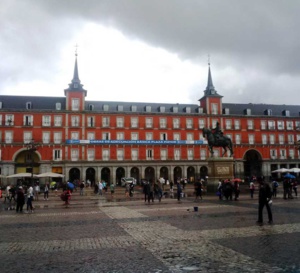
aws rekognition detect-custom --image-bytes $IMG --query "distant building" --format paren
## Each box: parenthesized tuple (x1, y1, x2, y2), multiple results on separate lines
(0, 56, 299, 184)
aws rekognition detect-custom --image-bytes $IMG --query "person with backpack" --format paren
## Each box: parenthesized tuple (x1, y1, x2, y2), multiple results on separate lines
(272, 180, 279, 198)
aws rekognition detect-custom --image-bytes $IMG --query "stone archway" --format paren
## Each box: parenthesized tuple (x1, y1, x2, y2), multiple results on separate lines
(173, 166, 182, 182)
(243, 149, 263, 177)
(145, 167, 155, 182)
(69, 168, 80, 182)
(14, 150, 40, 175)
(116, 167, 125, 185)
(86, 168, 96, 186)
(101, 167, 111, 183)
(130, 167, 140, 182)
(187, 166, 195, 182)
(200, 166, 208, 179)
(159, 166, 169, 180)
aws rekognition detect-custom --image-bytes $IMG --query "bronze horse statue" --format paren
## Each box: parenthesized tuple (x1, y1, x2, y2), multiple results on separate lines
(202, 128, 234, 157)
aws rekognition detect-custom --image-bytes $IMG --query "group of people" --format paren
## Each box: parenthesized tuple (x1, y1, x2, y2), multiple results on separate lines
(216, 179, 240, 201)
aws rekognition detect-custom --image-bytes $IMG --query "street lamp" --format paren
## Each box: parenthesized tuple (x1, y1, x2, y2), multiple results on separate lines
(26, 139, 39, 186)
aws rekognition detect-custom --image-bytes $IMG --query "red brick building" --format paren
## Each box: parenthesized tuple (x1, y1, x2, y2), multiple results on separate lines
(0, 56, 299, 184)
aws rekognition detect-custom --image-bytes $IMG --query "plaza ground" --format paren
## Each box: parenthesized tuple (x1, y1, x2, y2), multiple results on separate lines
(0, 185, 299, 273)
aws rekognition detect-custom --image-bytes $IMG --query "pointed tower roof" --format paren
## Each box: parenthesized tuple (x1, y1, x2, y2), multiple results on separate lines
(64, 53, 87, 96)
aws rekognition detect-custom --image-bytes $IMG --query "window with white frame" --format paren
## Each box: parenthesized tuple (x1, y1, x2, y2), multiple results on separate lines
(211, 103, 218, 114)
(87, 132, 95, 140)
(268, 120, 275, 130)
(213, 149, 220, 157)
(102, 117, 110, 127)
(289, 149, 295, 159)
(116, 132, 124, 140)
(226, 134, 232, 141)
(131, 105, 137, 112)
(174, 149, 180, 160)
(186, 118, 193, 129)
(5, 131, 13, 144)
(5, 114, 14, 126)
(146, 132, 153, 140)
(248, 134, 254, 144)
(26, 102, 32, 109)
(117, 149, 124, 160)
(277, 120, 284, 130)
(102, 132, 110, 140)
(131, 117, 138, 128)
(131, 149, 138, 160)
(55, 102, 61, 110)
(288, 134, 294, 144)
(102, 149, 109, 160)
(296, 121, 300, 130)
(146, 149, 153, 160)
(159, 106, 165, 113)
(187, 149, 194, 160)
(116, 117, 124, 128)
(87, 149, 95, 161)
(54, 132, 62, 144)
(145, 106, 151, 112)
(172, 106, 178, 113)
(53, 149, 62, 160)
(269, 134, 275, 145)
(72, 99, 79, 111)
(198, 119, 205, 129)
(71, 132, 79, 140)
(54, 116, 62, 127)
(270, 149, 277, 159)
(71, 149, 79, 161)
(211, 119, 219, 128)
(0, 115, 2, 126)
(199, 133, 205, 142)
(200, 149, 206, 160)
(160, 118, 167, 128)
(286, 121, 293, 130)
(186, 133, 194, 141)
(23, 115, 33, 126)
(280, 149, 286, 159)
(71, 116, 80, 127)
(173, 133, 180, 140)
(235, 134, 241, 144)
(225, 119, 232, 129)
(24, 132, 32, 143)
(88, 104, 94, 111)
(247, 120, 254, 130)
(173, 118, 180, 129)
(160, 132, 167, 141)
(87, 116, 95, 127)
(43, 132, 50, 144)
(234, 120, 240, 130)
(160, 149, 167, 160)
(279, 134, 284, 145)
(185, 107, 191, 113)
(262, 134, 267, 145)
(145, 117, 153, 128)
(117, 105, 123, 111)
(131, 132, 138, 140)
(261, 120, 266, 130)
(42, 116, 51, 126)
(103, 105, 109, 111)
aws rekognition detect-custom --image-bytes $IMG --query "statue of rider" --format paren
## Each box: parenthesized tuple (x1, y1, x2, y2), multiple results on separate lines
(212, 122, 223, 142)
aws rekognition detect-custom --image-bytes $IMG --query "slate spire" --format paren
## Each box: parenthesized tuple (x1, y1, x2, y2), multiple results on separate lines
(204, 62, 217, 95)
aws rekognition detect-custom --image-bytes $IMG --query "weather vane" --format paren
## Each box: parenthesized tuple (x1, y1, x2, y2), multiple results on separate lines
(75, 44, 79, 57)
(208, 54, 210, 66)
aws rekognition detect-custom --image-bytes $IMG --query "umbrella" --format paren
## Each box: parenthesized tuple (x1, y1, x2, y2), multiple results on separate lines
(67, 182, 75, 189)
(287, 168, 300, 173)
(50, 181, 57, 187)
(37, 172, 65, 178)
(7, 172, 37, 178)
(232, 178, 242, 183)
(271, 168, 289, 173)
(284, 173, 296, 179)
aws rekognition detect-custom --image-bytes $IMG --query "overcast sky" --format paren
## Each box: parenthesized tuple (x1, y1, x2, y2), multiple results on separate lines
(1, 0, 300, 105)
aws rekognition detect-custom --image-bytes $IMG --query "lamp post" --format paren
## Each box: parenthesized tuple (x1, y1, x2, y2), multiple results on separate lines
(26, 139, 39, 186)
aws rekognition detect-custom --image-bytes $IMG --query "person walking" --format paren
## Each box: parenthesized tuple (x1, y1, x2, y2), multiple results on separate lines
(34, 183, 40, 201)
(44, 183, 49, 200)
(217, 179, 222, 200)
(257, 178, 273, 225)
(79, 181, 85, 196)
(98, 181, 103, 196)
(16, 186, 25, 213)
(26, 185, 34, 213)
(194, 179, 203, 201)
(249, 181, 255, 199)
(176, 181, 182, 202)
(293, 180, 298, 197)
(272, 180, 279, 198)
(110, 183, 115, 198)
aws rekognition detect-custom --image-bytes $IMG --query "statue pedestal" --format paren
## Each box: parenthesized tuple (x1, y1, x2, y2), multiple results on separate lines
(206, 157, 234, 192)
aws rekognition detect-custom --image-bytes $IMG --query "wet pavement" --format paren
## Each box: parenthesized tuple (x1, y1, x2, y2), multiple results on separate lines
(0, 188, 299, 272)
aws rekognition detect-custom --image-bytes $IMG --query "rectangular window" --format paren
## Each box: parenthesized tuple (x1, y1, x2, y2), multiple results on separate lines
(160, 118, 167, 128)
(116, 117, 124, 128)
(146, 132, 153, 140)
(186, 133, 194, 141)
(198, 119, 205, 129)
(262, 134, 267, 145)
(173, 133, 180, 140)
(269, 134, 275, 145)
(102, 132, 110, 140)
(280, 149, 286, 159)
(131, 132, 138, 140)
(71, 116, 80, 127)
(87, 149, 95, 161)
(54, 132, 62, 144)
(43, 132, 50, 144)
(268, 120, 275, 130)
(87, 116, 95, 127)
(71, 149, 79, 161)
(23, 115, 33, 126)
(5, 131, 13, 144)
(117, 149, 124, 160)
(87, 132, 95, 140)
(72, 99, 79, 111)
(56, 103, 61, 110)
(277, 120, 284, 130)
(173, 118, 180, 129)
(160, 133, 167, 141)
(145, 118, 153, 128)
(248, 134, 254, 144)
(71, 132, 79, 140)
(212, 119, 219, 128)
(289, 149, 295, 159)
(160, 149, 167, 160)
(131, 117, 138, 128)
(53, 149, 62, 161)
(186, 118, 193, 129)
(288, 134, 294, 144)
(234, 120, 240, 130)
(279, 134, 284, 145)
(131, 149, 138, 160)
(42, 115, 51, 126)
(116, 132, 124, 140)
(102, 149, 109, 160)
(286, 121, 293, 130)
(211, 103, 218, 114)
(146, 149, 153, 160)
(270, 149, 277, 159)
(235, 134, 241, 144)
(247, 120, 254, 130)
(187, 149, 194, 160)
(102, 117, 110, 127)
(261, 120, 266, 130)
(200, 149, 206, 160)
(174, 149, 180, 160)
(54, 116, 62, 127)
(225, 119, 232, 130)
(5, 114, 14, 126)
(24, 131, 32, 144)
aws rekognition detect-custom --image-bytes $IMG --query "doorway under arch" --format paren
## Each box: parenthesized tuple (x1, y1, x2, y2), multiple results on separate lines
(86, 168, 95, 186)
(130, 167, 139, 182)
(187, 166, 195, 182)
(101, 167, 111, 183)
(145, 167, 155, 182)
(243, 149, 263, 178)
(200, 166, 208, 180)
(159, 166, 169, 180)
(69, 168, 80, 182)
(116, 167, 125, 185)
(173, 167, 182, 182)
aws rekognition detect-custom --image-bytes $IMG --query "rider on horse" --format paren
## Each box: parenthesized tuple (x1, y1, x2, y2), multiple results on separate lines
(212, 122, 223, 142)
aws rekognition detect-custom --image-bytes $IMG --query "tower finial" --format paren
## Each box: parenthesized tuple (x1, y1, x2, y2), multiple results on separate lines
(75, 43, 78, 57)
(208, 54, 210, 66)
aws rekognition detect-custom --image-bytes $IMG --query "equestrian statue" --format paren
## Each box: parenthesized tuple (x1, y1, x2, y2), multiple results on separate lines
(202, 122, 234, 157)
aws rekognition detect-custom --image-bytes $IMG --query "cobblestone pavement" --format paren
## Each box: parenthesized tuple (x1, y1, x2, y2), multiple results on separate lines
(0, 191, 299, 273)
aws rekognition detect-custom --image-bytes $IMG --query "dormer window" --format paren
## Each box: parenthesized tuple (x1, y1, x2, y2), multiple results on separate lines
(74, 83, 78, 88)
(282, 110, 290, 117)
(131, 105, 137, 112)
(244, 109, 251, 115)
(264, 109, 272, 116)
(185, 107, 191, 113)
(117, 105, 123, 111)
(103, 104, 109, 111)
(88, 104, 94, 111)
(197, 107, 204, 114)
(26, 102, 32, 110)
(223, 108, 230, 115)
(0, 102, 2, 109)
(145, 106, 151, 112)
(172, 106, 178, 113)
(56, 103, 61, 110)
(159, 106, 165, 113)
